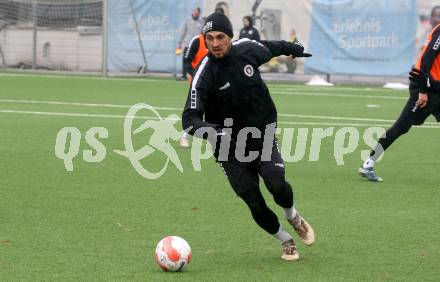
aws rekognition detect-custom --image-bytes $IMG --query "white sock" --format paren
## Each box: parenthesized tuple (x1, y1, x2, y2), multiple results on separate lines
(182, 132, 189, 139)
(273, 226, 292, 243)
(363, 157, 375, 168)
(284, 206, 297, 221)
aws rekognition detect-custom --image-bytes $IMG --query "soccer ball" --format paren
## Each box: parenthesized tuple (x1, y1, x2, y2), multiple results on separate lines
(155, 236, 192, 272)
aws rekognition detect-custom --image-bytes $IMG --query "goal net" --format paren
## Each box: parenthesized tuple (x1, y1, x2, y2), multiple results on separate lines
(0, 0, 103, 72)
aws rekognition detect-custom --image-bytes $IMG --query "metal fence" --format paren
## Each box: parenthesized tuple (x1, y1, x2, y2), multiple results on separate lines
(0, 0, 104, 72)
(0, 0, 439, 81)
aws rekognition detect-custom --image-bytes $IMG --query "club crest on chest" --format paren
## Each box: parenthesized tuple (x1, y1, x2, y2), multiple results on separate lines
(244, 64, 254, 77)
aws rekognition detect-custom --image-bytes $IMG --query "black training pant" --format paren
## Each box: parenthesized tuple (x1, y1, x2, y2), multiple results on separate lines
(370, 88, 440, 159)
(181, 47, 189, 78)
(219, 140, 294, 235)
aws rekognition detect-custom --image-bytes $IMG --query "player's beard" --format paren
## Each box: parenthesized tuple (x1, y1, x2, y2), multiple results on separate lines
(210, 44, 231, 59)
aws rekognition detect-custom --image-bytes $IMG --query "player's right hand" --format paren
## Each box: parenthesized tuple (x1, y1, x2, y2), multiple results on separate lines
(416, 93, 428, 108)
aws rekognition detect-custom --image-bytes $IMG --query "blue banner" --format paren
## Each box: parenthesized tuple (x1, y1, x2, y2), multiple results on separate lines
(305, 0, 417, 76)
(107, 0, 202, 73)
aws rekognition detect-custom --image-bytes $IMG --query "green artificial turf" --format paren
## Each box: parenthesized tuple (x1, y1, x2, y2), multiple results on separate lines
(1, 73, 439, 281)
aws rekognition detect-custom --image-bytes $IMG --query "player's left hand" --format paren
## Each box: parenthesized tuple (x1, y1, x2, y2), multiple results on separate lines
(175, 48, 183, 55)
(289, 42, 312, 58)
(296, 52, 312, 58)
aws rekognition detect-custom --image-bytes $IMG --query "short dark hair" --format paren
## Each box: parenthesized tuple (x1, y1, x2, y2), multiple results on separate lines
(215, 2, 228, 15)
(215, 2, 228, 8)
(214, 7, 225, 14)
(431, 5, 440, 17)
(243, 15, 253, 25)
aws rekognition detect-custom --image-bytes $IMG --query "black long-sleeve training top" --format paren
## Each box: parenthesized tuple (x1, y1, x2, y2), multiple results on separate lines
(182, 38, 303, 141)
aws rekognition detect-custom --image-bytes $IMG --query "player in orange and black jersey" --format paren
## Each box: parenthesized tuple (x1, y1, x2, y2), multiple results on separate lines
(359, 6, 440, 182)
(183, 33, 209, 83)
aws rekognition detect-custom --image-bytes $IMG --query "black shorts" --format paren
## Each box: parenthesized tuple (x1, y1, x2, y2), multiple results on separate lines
(405, 88, 440, 125)
(218, 140, 286, 195)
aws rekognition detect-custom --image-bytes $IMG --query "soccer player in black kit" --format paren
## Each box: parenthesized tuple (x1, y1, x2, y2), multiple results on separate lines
(359, 6, 440, 182)
(182, 12, 314, 261)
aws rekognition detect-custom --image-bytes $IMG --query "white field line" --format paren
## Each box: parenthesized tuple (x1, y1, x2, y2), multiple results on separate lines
(271, 90, 407, 100)
(279, 113, 438, 125)
(0, 109, 167, 120)
(269, 85, 406, 92)
(1, 109, 439, 129)
(0, 72, 406, 92)
(0, 72, 167, 83)
(278, 120, 440, 128)
(1, 98, 438, 125)
(0, 99, 178, 111)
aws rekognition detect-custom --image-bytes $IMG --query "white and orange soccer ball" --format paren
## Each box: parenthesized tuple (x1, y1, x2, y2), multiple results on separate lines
(155, 236, 192, 272)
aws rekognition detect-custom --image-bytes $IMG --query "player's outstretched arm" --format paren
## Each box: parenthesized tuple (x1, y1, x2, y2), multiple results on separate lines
(243, 39, 312, 66)
(260, 40, 312, 59)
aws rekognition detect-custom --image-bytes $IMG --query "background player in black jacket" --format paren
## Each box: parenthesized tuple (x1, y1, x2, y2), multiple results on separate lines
(239, 15, 260, 41)
(359, 6, 440, 182)
(182, 12, 314, 261)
